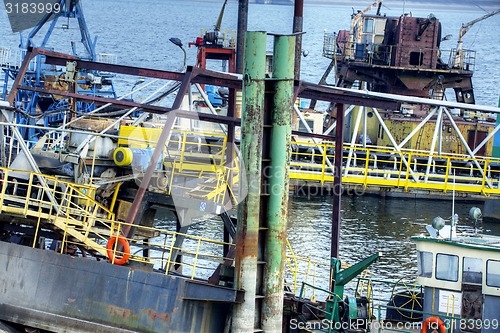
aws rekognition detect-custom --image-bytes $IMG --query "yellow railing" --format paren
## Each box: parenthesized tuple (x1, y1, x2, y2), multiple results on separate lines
(285, 238, 331, 297)
(290, 141, 500, 195)
(285, 239, 367, 299)
(17, 124, 500, 204)
(0, 163, 372, 286)
(104, 220, 236, 279)
(0, 166, 115, 256)
(0, 165, 236, 279)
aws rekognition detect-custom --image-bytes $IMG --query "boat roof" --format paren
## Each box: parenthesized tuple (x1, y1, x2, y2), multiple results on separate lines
(360, 14, 399, 19)
(412, 235, 500, 253)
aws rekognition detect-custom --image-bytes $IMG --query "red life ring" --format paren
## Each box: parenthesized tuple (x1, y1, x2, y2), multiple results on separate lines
(106, 236, 130, 265)
(420, 316, 446, 333)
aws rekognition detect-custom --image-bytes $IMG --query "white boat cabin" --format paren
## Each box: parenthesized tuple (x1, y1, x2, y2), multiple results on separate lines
(414, 236, 500, 333)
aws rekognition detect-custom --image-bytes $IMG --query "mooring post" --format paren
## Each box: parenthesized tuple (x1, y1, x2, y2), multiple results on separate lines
(261, 34, 295, 332)
(232, 31, 267, 332)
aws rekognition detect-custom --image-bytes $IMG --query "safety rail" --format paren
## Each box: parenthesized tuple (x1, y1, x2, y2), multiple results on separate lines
(291, 141, 500, 195)
(448, 48, 476, 71)
(164, 131, 242, 206)
(3, 121, 500, 199)
(0, 164, 318, 283)
(285, 244, 330, 298)
(286, 239, 371, 300)
(374, 303, 457, 333)
(165, 131, 228, 172)
(322, 34, 473, 72)
(0, 166, 114, 256)
(103, 220, 236, 279)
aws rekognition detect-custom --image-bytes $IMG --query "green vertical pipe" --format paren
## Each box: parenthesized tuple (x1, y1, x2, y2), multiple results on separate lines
(232, 31, 267, 332)
(261, 34, 295, 332)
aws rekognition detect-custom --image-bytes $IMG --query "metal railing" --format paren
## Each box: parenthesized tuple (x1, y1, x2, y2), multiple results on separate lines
(0, 165, 236, 279)
(3, 121, 499, 199)
(322, 34, 474, 71)
(0, 166, 114, 256)
(285, 238, 330, 298)
(290, 141, 500, 195)
(0, 163, 332, 284)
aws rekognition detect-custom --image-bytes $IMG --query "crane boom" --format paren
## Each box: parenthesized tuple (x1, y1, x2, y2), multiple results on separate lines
(215, 0, 228, 31)
(350, 0, 383, 30)
(454, 8, 500, 69)
(458, 8, 500, 39)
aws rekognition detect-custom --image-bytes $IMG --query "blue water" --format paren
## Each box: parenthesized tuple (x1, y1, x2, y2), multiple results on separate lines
(1, 0, 499, 105)
(1, 0, 500, 283)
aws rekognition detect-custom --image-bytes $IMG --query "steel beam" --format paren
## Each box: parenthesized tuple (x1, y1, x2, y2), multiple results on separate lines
(236, 0, 249, 74)
(38, 49, 242, 89)
(424, 107, 444, 182)
(331, 103, 344, 262)
(293, 0, 304, 80)
(297, 81, 400, 110)
(344, 105, 363, 176)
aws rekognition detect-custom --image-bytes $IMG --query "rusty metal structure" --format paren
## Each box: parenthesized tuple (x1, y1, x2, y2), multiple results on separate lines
(321, 7, 487, 104)
(1, 32, 500, 331)
(2, 1, 500, 332)
(0, 40, 402, 331)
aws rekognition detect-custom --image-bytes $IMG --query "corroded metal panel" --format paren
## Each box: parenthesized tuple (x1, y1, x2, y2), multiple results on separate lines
(0, 242, 234, 332)
(393, 15, 440, 69)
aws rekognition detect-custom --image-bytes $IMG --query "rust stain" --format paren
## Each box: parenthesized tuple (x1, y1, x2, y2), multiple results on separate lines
(106, 304, 134, 319)
(234, 230, 259, 262)
(143, 308, 170, 322)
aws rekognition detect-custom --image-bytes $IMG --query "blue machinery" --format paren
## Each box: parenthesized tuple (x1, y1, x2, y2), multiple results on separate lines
(1, 0, 116, 142)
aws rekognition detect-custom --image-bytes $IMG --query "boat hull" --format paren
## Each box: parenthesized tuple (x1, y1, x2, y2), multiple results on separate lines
(0, 242, 236, 332)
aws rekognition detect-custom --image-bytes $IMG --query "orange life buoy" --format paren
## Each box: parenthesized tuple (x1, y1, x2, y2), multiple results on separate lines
(420, 316, 446, 333)
(106, 235, 130, 265)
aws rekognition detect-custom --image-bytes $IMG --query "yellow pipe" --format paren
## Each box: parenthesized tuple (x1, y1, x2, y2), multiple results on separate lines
(108, 182, 122, 219)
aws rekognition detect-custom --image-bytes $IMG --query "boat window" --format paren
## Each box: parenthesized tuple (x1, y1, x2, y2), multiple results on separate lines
(363, 18, 374, 33)
(417, 251, 433, 278)
(486, 260, 500, 287)
(462, 257, 482, 284)
(436, 253, 459, 282)
(298, 119, 315, 133)
(266, 57, 273, 76)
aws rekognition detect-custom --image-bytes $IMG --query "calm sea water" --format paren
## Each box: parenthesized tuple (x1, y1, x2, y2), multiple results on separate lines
(1, 0, 499, 283)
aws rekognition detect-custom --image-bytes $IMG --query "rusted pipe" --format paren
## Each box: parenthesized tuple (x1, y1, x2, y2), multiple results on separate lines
(232, 31, 267, 332)
(261, 33, 295, 332)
